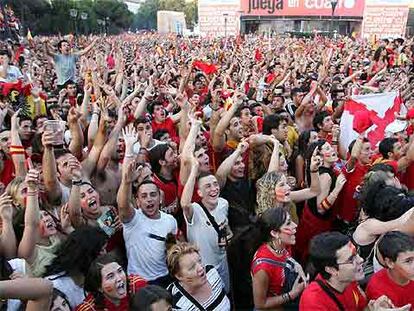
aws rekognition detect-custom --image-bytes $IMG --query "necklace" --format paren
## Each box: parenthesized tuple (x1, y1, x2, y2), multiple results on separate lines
(268, 241, 286, 255)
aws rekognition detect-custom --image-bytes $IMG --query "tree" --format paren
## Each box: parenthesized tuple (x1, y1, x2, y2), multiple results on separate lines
(6, 0, 133, 35)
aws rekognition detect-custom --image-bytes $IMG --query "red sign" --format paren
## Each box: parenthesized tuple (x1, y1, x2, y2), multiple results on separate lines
(241, 0, 365, 17)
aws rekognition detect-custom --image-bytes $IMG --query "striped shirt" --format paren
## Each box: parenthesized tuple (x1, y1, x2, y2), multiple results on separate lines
(168, 266, 230, 311)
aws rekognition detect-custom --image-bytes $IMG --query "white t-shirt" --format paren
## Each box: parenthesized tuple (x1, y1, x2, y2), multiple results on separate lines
(47, 273, 85, 309)
(123, 209, 177, 280)
(0, 65, 23, 82)
(186, 198, 228, 268)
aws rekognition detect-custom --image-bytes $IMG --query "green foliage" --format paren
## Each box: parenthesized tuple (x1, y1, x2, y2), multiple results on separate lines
(5, 0, 133, 35)
(132, 0, 198, 31)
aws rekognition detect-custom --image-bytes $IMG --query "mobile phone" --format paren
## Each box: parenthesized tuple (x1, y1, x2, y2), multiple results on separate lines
(97, 209, 117, 237)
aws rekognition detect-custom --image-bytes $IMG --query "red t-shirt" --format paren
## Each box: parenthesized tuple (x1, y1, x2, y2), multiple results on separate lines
(366, 269, 414, 308)
(299, 274, 367, 311)
(336, 161, 369, 222)
(75, 274, 147, 311)
(251, 244, 291, 297)
(153, 172, 178, 207)
(0, 158, 15, 186)
(151, 117, 177, 140)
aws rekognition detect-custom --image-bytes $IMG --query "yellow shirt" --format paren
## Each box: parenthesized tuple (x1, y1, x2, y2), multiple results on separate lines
(27, 95, 47, 119)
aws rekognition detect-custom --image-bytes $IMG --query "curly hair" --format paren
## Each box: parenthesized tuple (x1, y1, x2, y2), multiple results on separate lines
(43, 226, 107, 278)
(256, 171, 284, 214)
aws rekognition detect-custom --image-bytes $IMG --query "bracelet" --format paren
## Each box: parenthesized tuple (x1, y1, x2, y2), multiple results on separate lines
(124, 154, 135, 158)
(310, 169, 319, 173)
(320, 198, 333, 210)
(92, 111, 100, 115)
(72, 179, 82, 186)
(331, 141, 339, 145)
(287, 292, 292, 302)
(27, 191, 38, 196)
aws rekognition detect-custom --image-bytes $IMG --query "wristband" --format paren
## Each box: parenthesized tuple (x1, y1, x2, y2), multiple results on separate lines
(331, 141, 339, 145)
(287, 292, 292, 301)
(27, 191, 38, 196)
(124, 154, 135, 158)
(310, 169, 319, 173)
(72, 179, 82, 186)
(320, 198, 333, 210)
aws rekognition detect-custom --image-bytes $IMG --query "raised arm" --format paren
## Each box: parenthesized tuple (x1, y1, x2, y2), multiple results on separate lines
(117, 126, 140, 223)
(41, 130, 62, 205)
(212, 93, 242, 152)
(316, 173, 346, 214)
(10, 110, 26, 177)
(18, 163, 41, 263)
(179, 114, 202, 185)
(67, 163, 86, 228)
(97, 105, 126, 172)
(67, 107, 84, 160)
(133, 84, 153, 119)
(180, 156, 198, 222)
(75, 37, 98, 57)
(290, 148, 321, 202)
(0, 193, 16, 259)
(216, 141, 248, 189)
(82, 115, 107, 179)
(267, 137, 281, 173)
(42, 39, 57, 58)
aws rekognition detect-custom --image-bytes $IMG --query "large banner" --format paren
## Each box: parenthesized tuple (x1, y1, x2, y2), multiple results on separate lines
(240, 0, 365, 17)
(339, 92, 404, 157)
(198, 0, 240, 36)
(361, 3, 409, 38)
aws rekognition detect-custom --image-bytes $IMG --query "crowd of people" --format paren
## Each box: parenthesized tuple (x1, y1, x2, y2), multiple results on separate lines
(0, 29, 413, 311)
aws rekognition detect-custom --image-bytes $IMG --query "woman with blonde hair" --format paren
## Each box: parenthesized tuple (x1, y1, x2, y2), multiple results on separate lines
(166, 242, 230, 311)
(255, 147, 321, 219)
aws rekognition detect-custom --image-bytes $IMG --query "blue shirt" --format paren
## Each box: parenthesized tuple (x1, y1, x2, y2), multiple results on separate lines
(54, 54, 78, 85)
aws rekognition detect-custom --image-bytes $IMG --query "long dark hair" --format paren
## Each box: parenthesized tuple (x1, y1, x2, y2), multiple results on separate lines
(84, 253, 125, 309)
(227, 208, 288, 309)
(361, 180, 413, 221)
(43, 226, 107, 278)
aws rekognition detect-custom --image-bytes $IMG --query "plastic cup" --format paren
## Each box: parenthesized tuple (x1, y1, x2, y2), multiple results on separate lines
(44, 120, 66, 146)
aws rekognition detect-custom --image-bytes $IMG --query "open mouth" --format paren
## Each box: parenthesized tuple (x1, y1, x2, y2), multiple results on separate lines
(45, 221, 56, 230)
(116, 281, 127, 296)
(208, 190, 219, 199)
(88, 198, 98, 210)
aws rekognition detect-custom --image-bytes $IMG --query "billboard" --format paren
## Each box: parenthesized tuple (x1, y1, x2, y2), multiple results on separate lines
(198, 0, 240, 36)
(240, 0, 365, 17)
(362, 2, 409, 38)
(157, 11, 187, 35)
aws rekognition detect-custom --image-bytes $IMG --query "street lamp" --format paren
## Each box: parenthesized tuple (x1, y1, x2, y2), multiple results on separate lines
(105, 17, 110, 34)
(80, 12, 88, 34)
(223, 13, 229, 38)
(69, 9, 78, 34)
(330, 0, 338, 36)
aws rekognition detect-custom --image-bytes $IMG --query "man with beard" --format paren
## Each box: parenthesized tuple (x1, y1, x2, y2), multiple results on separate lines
(149, 143, 179, 214)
